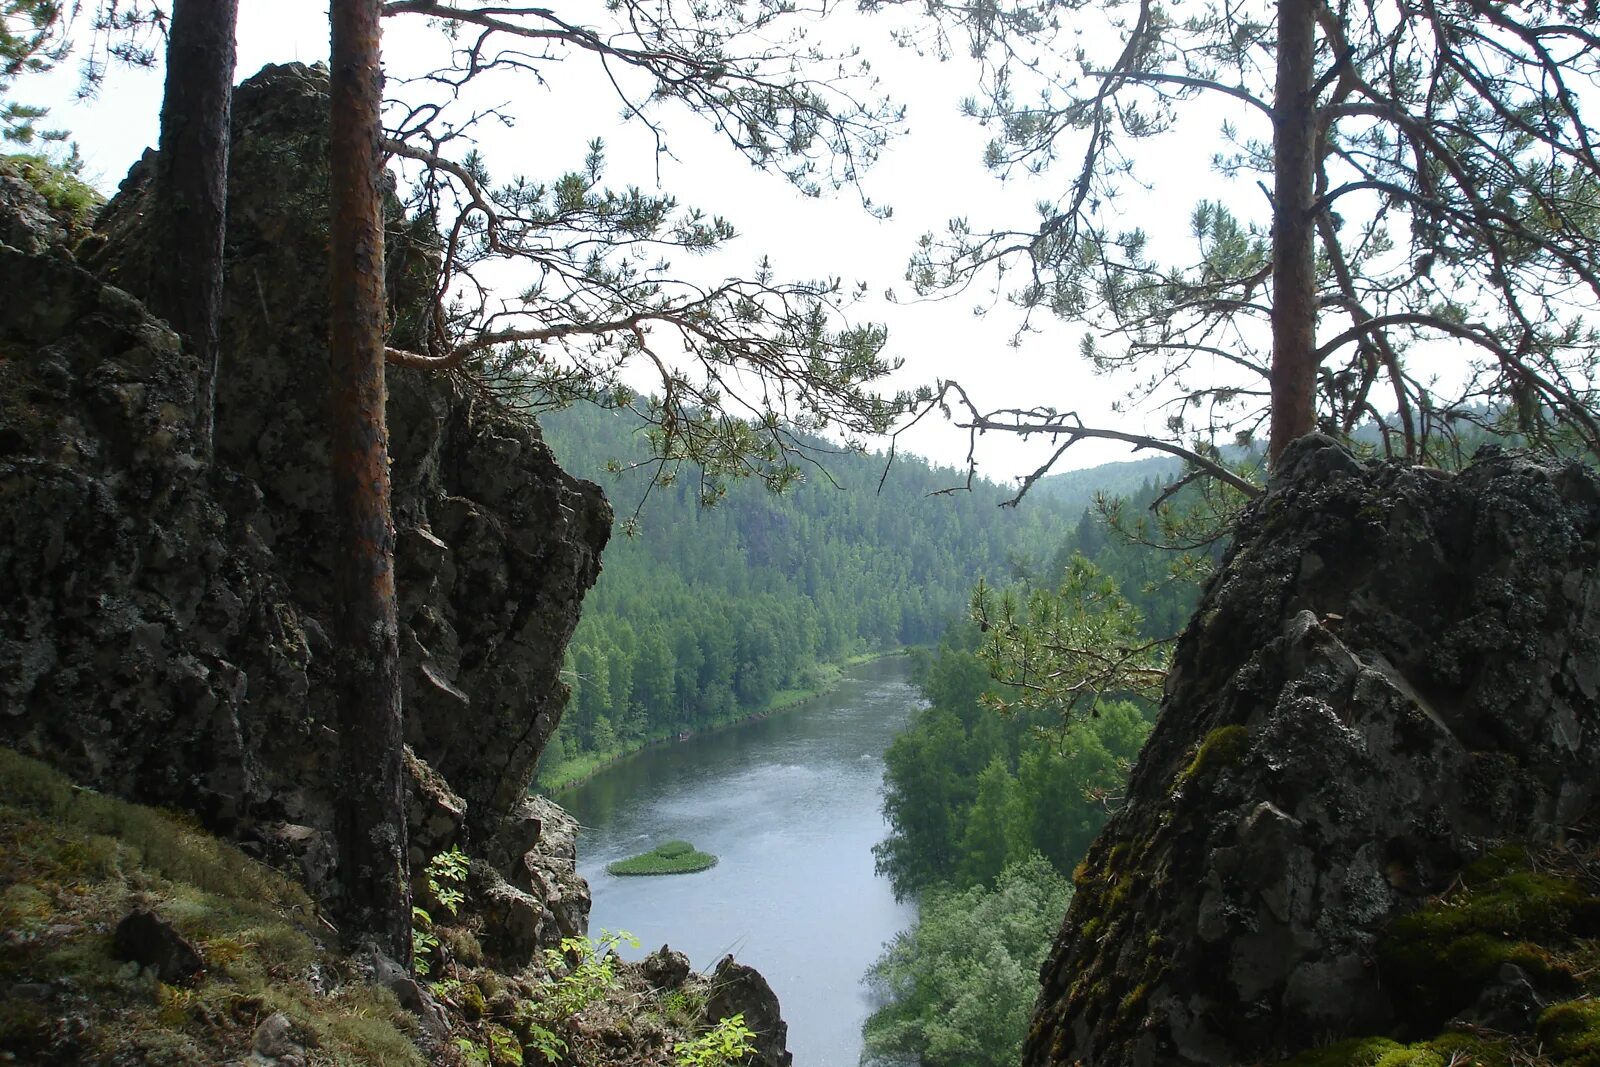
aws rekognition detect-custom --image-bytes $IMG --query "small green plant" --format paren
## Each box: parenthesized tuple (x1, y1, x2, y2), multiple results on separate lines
(511, 930, 639, 1061)
(486, 1024, 524, 1066)
(454, 1036, 491, 1066)
(539, 930, 638, 1015)
(412, 905, 440, 977)
(517, 1012, 568, 1065)
(426, 846, 470, 917)
(412, 847, 470, 977)
(658, 987, 706, 1028)
(676, 1013, 757, 1067)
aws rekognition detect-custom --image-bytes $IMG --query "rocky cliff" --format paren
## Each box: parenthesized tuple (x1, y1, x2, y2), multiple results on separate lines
(1024, 436, 1600, 1065)
(0, 62, 804, 1067)
(0, 62, 608, 957)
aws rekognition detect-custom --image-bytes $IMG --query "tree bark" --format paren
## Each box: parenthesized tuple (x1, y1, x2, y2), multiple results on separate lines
(1269, 0, 1319, 465)
(328, 0, 411, 963)
(151, 0, 239, 462)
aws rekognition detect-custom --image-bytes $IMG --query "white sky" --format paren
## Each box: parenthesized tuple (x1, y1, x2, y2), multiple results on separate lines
(26, 0, 1260, 482)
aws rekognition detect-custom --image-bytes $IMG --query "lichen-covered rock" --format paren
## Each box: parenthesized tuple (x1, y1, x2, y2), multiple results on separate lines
(501, 796, 590, 940)
(1025, 436, 1600, 1066)
(0, 171, 68, 255)
(0, 62, 607, 959)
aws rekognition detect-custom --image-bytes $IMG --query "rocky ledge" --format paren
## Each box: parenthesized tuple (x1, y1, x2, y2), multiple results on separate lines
(1026, 436, 1600, 1066)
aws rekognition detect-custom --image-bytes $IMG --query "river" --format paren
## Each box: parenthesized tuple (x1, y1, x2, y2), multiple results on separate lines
(557, 656, 922, 1067)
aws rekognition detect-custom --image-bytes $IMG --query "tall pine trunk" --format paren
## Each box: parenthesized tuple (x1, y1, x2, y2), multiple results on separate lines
(328, 0, 411, 963)
(1269, 0, 1319, 465)
(151, 0, 238, 461)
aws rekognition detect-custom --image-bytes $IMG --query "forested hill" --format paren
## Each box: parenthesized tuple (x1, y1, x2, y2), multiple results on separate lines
(532, 405, 1074, 783)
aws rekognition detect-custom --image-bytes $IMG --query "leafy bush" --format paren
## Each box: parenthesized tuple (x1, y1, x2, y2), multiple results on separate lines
(862, 855, 1073, 1067)
(676, 1013, 757, 1067)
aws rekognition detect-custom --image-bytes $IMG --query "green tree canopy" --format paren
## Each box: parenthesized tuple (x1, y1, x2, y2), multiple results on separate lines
(861, 854, 1074, 1067)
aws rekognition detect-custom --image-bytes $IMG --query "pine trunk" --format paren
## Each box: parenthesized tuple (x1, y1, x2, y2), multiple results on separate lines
(327, 0, 412, 964)
(1269, 0, 1319, 465)
(151, 0, 238, 462)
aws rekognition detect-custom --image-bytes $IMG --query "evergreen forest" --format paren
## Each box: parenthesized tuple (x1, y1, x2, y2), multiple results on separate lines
(862, 477, 1222, 1066)
(532, 405, 1076, 786)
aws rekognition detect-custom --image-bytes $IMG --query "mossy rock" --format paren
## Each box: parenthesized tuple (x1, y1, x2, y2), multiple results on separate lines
(1280, 1032, 1514, 1066)
(1175, 724, 1250, 789)
(1379, 848, 1600, 1026)
(1279, 844, 1600, 1066)
(1, 153, 104, 240)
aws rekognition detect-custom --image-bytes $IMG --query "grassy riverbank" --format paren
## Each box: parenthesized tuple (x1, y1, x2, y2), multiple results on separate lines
(536, 649, 907, 793)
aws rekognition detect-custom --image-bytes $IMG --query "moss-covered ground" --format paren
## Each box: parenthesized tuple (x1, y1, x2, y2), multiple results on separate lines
(0, 746, 425, 1065)
(0, 747, 754, 1066)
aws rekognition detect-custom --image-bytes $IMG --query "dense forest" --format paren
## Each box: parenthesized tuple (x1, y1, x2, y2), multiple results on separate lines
(861, 476, 1221, 1066)
(532, 405, 1076, 785)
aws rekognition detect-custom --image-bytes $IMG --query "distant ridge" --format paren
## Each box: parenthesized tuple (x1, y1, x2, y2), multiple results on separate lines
(1029, 455, 1183, 513)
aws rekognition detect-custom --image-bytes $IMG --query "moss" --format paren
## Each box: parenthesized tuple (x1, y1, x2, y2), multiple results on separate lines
(460, 981, 489, 1021)
(1281, 1036, 1456, 1067)
(1371, 1052, 1444, 1067)
(1116, 982, 1150, 1025)
(1378, 851, 1600, 1026)
(0, 746, 426, 1066)
(1280, 844, 1597, 1066)
(1176, 724, 1250, 789)
(441, 925, 485, 968)
(1537, 999, 1600, 1065)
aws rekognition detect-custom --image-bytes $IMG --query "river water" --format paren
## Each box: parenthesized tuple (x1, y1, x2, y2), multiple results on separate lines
(557, 656, 921, 1067)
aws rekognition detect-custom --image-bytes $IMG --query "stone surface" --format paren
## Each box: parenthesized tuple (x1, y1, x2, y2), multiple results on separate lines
(112, 909, 205, 985)
(249, 1012, 306, 1066)
(641, 946, 692, 991)
(1024, 436, 1600, 1066)
(0, 63, 607, 961)
(505, 796, 591, 941)
(707, 955, 793, 1067)
(0, 171, 68, 255)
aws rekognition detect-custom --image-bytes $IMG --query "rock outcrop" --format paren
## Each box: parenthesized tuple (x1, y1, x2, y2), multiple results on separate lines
(1025, 436, 1600, 1066)
(0, 63, 608, 951)
(707, 955, 794, 1067)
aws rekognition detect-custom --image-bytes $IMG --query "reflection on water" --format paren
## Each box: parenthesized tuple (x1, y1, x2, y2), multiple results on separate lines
(558, 656, 922, 1067)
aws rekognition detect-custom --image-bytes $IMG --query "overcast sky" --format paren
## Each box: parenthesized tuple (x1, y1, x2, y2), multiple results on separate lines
(27, 0, 1257, 485)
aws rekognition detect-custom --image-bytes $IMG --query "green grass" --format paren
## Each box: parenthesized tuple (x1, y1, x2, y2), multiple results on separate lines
(606, 840, 718, 876)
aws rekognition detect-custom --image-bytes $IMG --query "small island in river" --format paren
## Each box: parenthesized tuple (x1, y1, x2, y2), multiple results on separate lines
(607, 840, 719, 876)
